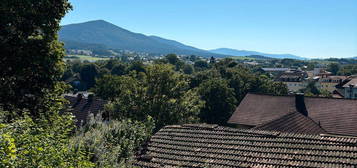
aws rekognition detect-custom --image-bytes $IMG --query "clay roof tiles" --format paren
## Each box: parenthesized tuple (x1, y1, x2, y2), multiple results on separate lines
(228, 93, 357, 136)
(135, 124, 357, 168)
(64, 95, 107, 126)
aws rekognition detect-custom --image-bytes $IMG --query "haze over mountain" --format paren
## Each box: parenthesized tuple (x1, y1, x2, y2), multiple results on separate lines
(59, 20, 302, 59)
(210, 48, 306, 60)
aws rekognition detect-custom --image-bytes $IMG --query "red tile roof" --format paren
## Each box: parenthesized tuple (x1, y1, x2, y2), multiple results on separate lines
(135, 124, 357, 168)
(228, 93, 357, 136)
(228, 94, 296, 126)
(253, 112, 327, 135)
(304, 97, 357, 136)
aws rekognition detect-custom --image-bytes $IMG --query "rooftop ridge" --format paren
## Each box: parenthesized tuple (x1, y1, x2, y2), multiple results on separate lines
(253, 111, 327, 135)
(247, 92, 357, 101)
(164, 124, 357, 144)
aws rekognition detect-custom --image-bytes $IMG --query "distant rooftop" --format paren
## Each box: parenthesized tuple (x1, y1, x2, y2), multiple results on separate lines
(261, 68, 290, 72)
(228, 93, 357, 136)
(343, 78, 357, 88)
(64, 94, 107, 126)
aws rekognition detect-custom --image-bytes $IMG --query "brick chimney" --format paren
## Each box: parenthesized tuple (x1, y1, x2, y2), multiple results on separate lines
(295, 93, 308, 116)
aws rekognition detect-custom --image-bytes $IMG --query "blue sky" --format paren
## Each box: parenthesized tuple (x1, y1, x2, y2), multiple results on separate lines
(62, 0, 357, 58)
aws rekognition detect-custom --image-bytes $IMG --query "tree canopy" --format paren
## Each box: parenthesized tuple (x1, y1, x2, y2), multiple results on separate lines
(0, 0, 72, 119)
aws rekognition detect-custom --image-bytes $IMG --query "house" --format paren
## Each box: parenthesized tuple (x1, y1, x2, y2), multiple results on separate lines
(64, 94, 107, 126)
(342, 77, 357, 99)
(259, 68, 290, 77)
(275, 70, 308, 92)
(316, 75, 347, 92)
(313, 67, 331, 76)
(228, 93, 357, 136)
(135, 124, 357, 168)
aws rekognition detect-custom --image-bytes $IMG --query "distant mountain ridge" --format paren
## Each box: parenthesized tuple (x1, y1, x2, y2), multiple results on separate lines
(59, 20, 302, 59)
(210, 48, 306, 60)
(59, 20, 223, 57)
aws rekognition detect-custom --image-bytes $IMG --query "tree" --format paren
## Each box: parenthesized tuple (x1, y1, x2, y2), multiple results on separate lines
(106, 64, 204, 129)
(94, 75, 132, 101)
(111, 63, 127, 76)
(194, 60, 209, 71)
(183, 64, 194, 74)
(327, 63, 340, 75)
(337, 64, 357, 76)
(80, 64, 99, 89)
(198, 78, 237, 125)
(0, 113, 94, 167)
(98, 67, 110, 78)
(104, 59, 119, 70)
(165, 54, 179, 65)
(128, 61, 146, 73)
(301, 80, 320, 95)
(0, 0, 72, 118)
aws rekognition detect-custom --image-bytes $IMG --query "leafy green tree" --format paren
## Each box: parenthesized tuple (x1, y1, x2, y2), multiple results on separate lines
(104, 59, 119, 70)
(198, 78, 237, 125)
(165, 54, 180, 65)
(98, 67, 110, 78)
(106, 64, 204, 129)
(302, 80, 320, 95)
(62, 64, 74, 81)
(183, 64, 194, 74)
(128, 61, 146, 73)
(194, 60, 209, 70)
(0, 0, 72, 118)
(223, 67, 254, 102)
(0, 113, 94, 168)
(111, 63, 127, 76)
(222, 67, 288, 102)
(80, 63, 99, 89)
(71, 60, 83, 73)
(94, 75, 131, 101)
(189, 55, 199, 62)
(337, 64, 357, 76)
(190, 69, 221, 88)
(327, 63, 340, 75)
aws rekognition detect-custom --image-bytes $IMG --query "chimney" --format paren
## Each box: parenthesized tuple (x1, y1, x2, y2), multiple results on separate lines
(295, 93, 308, 116)
(76, 93, 83, 102)
(87, 94, 94, 102)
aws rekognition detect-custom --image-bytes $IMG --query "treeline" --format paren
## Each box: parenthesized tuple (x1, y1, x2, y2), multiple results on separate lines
(63, 54, 288, 129)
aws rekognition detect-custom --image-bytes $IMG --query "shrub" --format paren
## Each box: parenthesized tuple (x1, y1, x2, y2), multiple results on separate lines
(71, 114, 154, 167)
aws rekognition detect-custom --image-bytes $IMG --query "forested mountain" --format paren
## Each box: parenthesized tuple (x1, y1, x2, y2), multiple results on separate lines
(59, 20, 223, 57)
(210, 48, 306, 60)
(60, 20, 302, 60)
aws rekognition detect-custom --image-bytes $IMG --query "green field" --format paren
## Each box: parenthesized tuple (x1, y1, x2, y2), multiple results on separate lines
(65, 55, 110, 61)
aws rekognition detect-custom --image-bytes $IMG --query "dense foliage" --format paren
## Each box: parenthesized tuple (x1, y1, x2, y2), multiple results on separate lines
(0, 1, 154, 167)
(71, 114, 154, 167)
(0, 0, 72, 119)
(85, 55, 288, 129)
(0, 112, 94, 168)
(103, 64, 204, 129)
